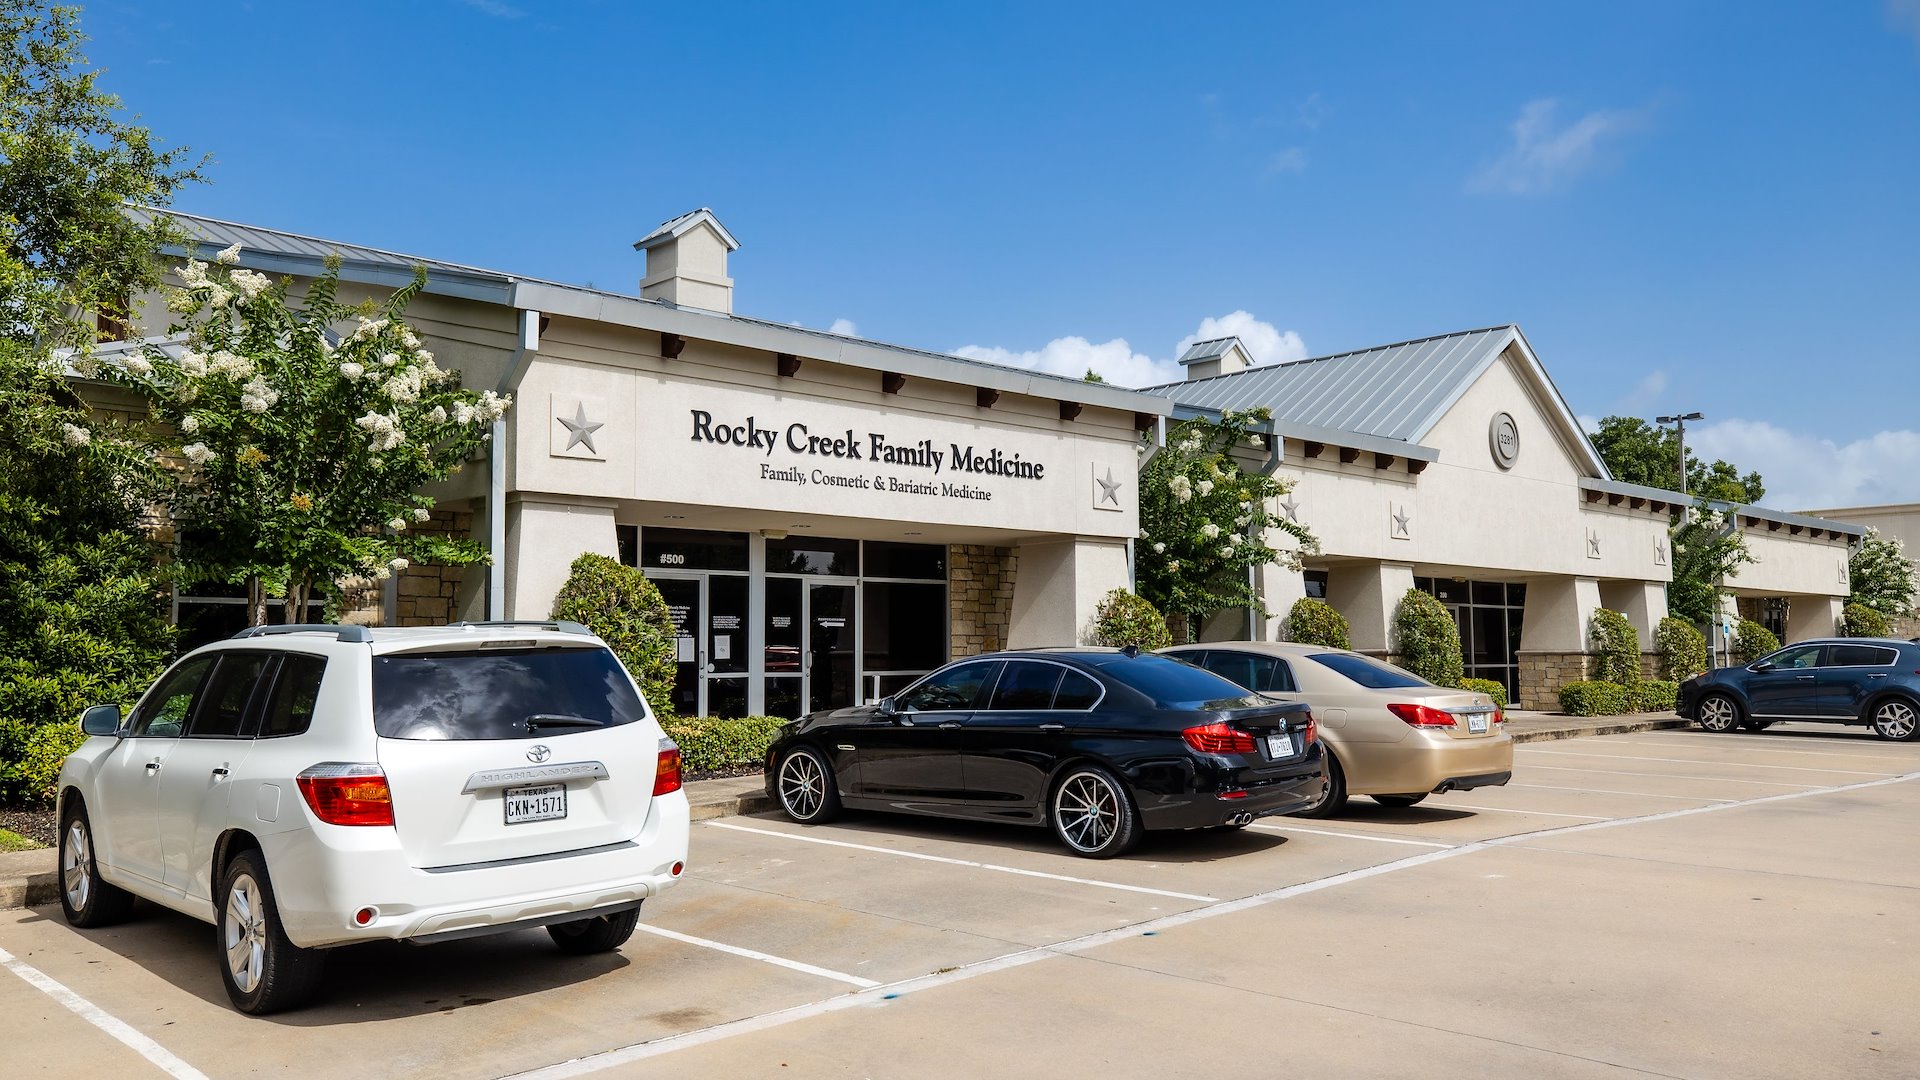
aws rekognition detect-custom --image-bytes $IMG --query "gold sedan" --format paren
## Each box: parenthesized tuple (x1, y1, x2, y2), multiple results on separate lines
(1159, 642, 1512, 817)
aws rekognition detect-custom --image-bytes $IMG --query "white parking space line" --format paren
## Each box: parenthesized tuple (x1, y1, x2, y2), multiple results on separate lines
(1248, 823, 1454, 848)
(1431, 803, 1607, 820)
(1620, 732, 1910, 759)
(1508, 782, 1732, 803)
(704, 821, 1220, 903)
(632, 923, 880, 988)
(0, 945, 210, 1080)
(1523, 763, 1821, 788)
(1517, 748, 1895, 776)
(500, 769, 1920, 1078)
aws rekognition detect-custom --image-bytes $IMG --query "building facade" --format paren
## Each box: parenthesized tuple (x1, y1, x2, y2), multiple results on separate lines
(1800, 503, 1920, 638)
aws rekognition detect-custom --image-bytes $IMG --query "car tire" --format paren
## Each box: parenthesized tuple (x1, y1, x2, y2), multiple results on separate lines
(1869, 698, 1919, 742)
(218, 850, 325, 1015)
(1696, 694, 1742, 733)
(1049, 765, 1140, 859)
(548, 907, 641, 955)
(775, 746, 841, 824)
(58, 799, 134, 929)
(1289, 751, 1349, 819)
(1371, 793, 1428, 808)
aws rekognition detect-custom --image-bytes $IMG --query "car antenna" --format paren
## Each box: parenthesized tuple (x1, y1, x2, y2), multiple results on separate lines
(1121, 644, 1140, 658)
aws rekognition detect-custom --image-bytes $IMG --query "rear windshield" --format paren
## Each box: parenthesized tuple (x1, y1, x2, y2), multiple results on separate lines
(1307, 652, 1432, 690)
(1094, 654, 1261, 708)
(372, 647, 646, 740)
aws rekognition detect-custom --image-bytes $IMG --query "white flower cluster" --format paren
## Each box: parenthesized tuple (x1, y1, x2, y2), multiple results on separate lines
(388, 516, 408, 531)
(412, 507, 430, 522)
(208, 350, 254, 380)
(1197, 479, 1215, 496)
(349, 317, 390, 342)
(121, 355, 153, 377)
(1177, 437, 1201, 453)
(355, 411, 406, 452)
(61, 423, 91, 448)
(1151, 542, 1166, 554)
(216, 242, 243, 265)
(230, 268, 271, 301)
(1200, 523, 1221, 540)
(380, 352, 400, 368)
(381, 367, 422, 402)
(1168, 475, 1193, 504)
(180, 415, 200, 434)
(177, 259, 233, 307)
(389, 557, 409, 571)
(240, 377, 279, 414)
(183, 442, 216, 465)
(427, 405, 447, 424)
(178, 349, 209, 377)
(339, 361, 365, 380)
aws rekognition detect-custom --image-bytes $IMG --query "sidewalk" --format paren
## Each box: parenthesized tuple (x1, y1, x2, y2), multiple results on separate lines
(0, 713, 1687, 911)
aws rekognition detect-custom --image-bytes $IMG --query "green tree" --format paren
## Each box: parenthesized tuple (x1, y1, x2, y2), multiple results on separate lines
(1395, 589, 1463, 687)
(1848, 528, 1916, 620)
(1136, 409, 1315, 641)
(0, 1, 199, 802)
(101, 255, 510, 623)
(551, 554, 677, 711)
(1589, 416, 1764, 503)
(1667, 506, 1753, 625)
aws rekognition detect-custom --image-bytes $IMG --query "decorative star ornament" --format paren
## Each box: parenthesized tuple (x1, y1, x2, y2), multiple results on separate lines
(557, 402, 604, 454)
(1095, 467, 1124, 506)
(1391, 505, 1411, 537)
(1280, 495, 1301, 522)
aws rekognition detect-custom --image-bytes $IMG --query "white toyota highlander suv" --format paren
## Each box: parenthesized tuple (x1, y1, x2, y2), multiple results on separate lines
(55, 621, 690, 1014)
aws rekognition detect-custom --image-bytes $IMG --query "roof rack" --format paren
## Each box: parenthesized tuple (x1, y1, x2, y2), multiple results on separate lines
(451, 620, 593, 637)
(230, 623, 373, 643)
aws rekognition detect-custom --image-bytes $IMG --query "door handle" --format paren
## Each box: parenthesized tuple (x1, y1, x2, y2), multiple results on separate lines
(145, 761, 161, 772)
(211, 767, 230, 777)
(1039, 723, 1066, 733)
(1869, 673, 1888, 679)
(1795, 675, 1815, 681)
(938, 722, 962, 730)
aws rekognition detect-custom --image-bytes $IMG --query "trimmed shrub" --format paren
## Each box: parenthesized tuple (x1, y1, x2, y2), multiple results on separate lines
(1558, 680, 1631, 717)
(1732, 619, 1780, 666)
(1286, 597, 1350, 649)
(1841, 602, 1892, 638)
(1088, 589, 1173, 650)
(660, 713, 789, 774)
(1459, 677, 1509, 711)
(1654, 617, 1709, 680)
(1589, 608, 1640, 686)
(1395, 589, 1463, 688)
(1632, 680, 1679, 714)
(551, 553, 677, 711)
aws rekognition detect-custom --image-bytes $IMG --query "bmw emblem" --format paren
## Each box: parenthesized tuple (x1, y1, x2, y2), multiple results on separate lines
(527, 744, 552, 764)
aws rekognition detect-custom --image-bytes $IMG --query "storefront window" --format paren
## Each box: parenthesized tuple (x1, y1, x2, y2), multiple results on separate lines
(865, 542, 945, 580)
(1416, 577, 1526, 701)
(767, 536, 858, 576)
(641, 528, 748, 572)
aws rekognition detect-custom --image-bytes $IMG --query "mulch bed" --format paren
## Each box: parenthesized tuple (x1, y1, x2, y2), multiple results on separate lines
(0, 806, 57, 848)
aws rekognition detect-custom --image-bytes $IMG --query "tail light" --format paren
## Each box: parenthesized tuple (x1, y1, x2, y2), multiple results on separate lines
(296, 763, 395, 826)
(1492, 709, 1505, 724)
(1183, 722, 1257, 754)
(653, 741, 683, 796)
(1387, 703, 1458, 728)
(1300, 716, 1317, 744)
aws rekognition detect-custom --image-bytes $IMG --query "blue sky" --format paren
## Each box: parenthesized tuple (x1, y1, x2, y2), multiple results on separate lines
(85, 1, 1920, 510)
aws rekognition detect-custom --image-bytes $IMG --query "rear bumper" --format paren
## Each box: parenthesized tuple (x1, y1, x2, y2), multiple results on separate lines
(1435, 770, 1510, 793)
(1137, 769, 1325, 831)
(266, 791, 690, 949)
(1341, 730, 1514, 797)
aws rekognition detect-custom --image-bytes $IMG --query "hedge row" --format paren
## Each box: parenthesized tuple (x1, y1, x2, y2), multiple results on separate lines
(1559, 678, 1678, 716)
(659, 713, 790, 774)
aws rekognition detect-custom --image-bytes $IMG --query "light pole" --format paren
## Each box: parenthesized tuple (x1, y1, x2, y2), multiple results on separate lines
(1656, 411, 1704, 497)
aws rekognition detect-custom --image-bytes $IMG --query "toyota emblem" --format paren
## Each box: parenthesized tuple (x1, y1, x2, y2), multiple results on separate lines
(527, 745, 551, 764)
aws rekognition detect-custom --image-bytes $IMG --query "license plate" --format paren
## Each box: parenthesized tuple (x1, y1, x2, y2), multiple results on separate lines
(1467, 714, 1490, 734)
(504, 783, 567, 824)
(1266, 732, 1296, 759)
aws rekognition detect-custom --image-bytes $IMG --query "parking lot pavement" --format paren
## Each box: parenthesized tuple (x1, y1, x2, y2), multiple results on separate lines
(4, 725, 1916, 1080)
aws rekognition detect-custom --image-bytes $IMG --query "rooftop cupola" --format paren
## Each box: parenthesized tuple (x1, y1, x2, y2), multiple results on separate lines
(634, 208, 740, 314)
(1177, 336, 1252, 380)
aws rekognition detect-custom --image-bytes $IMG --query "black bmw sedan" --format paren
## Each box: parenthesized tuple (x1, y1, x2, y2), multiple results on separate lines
(762, 648, 1324, 858)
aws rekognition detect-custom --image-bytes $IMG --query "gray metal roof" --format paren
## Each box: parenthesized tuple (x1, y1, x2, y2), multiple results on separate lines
(633, 208, 739, 252)
(1177, 337, 1239, 363)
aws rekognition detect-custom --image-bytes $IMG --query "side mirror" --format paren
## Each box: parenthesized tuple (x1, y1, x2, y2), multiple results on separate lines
(1750, 661, 1776, 673)
(878, 696, 898, 716)
(80, 704, 123, 737)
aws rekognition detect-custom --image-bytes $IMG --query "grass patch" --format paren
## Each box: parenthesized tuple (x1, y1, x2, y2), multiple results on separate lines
(0, 828, 42, 852)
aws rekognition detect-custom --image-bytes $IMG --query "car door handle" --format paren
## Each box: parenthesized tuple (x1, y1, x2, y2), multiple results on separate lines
(1795, 675, 1815, 681)
(1039, 723, 1066, 733)
(211, 767, 230, 777)
(938, 722, 962, 730)
(145, 761, 162, 772)
(1869, 673, 1888, 679)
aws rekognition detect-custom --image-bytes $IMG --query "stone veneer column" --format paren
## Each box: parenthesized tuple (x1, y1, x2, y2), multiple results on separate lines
(949, 545, 1017, 659)
(1325, 561, 1415, 656)
(393, 509, 478, 626)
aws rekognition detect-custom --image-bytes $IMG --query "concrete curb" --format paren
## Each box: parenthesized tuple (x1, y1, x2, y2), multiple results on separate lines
(0, 715, 1696, 910)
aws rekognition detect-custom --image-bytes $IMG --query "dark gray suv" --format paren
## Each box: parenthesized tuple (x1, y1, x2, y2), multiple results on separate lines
(1675, 638, 1920, 740)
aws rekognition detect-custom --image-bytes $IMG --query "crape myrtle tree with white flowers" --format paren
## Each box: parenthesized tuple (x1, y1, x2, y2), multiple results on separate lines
(95, 249, 510, 626)
(1137, 408, 1315, 642)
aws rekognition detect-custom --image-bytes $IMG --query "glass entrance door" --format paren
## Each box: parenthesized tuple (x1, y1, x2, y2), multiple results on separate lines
(648, 573, 751, 718)
(651, 575, 702, 717)
(807, 583, 856, 713)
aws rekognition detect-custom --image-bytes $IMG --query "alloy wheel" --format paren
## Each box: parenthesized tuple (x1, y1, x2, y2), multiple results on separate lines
(1054, 773, 1119, 853)
(224, 872, 268, 995)
(1874, 700, 1917, 740)
(61, 820, 91, 913)
(1698, 696, 1739, 733)
(779, 752, 824, 819)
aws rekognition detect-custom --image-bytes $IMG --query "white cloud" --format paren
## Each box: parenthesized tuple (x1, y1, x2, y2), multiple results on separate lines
(827, 318, 859, 337)
(460, 0, 525, 17)
(1265, 147, 1308, 176)
(1890, 0, 1920, 46)
(1470, 98, 1651, 196)
(1686, 419, 1920, 511)
(957, 311, 1307, 388)
(1297, 92, 1326, 130)
(1577, 414, 1600, 435)
(1616, 369, 1670, 412)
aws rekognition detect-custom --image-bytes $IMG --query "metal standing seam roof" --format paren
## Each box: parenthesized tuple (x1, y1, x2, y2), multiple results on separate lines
(1177, 337, 1240, 363)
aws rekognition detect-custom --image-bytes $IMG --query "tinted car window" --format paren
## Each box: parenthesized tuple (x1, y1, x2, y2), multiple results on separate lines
(1054, 670, 1102, 710)
(257, 654, 326, 738)
(1760, 645, 1823, 670)
(372, 647, 644, 740)
(898, 661, 999, 712)
(1096, 655, 1260, 707)
(189, 652, 273, 738)
(130, 656, 216, 737)
(1196, 651, 1296, 694)
(989, 662, 1064, 710)
(1829, 644, 1898, 667)
(1308, 652, 1432, 690)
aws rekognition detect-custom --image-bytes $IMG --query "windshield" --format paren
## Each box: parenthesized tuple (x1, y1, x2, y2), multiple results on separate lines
(1307, 652, 1433, 690)
(1094, 654, 1263, 708)
(372, 647, 646, 740)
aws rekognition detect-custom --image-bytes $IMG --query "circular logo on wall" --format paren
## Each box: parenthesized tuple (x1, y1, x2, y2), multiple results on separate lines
(1489, 412, 1520, 469)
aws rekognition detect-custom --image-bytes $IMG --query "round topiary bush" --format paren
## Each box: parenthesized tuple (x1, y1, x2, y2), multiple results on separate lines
(1732, 619, 1780, 666)
(1842, 602, 1892, 638)
(1395, 589, 1462, 688)
(1286, 597, 1350, 649)
(1589, 608, 1641, 686)
(1654, 616, 1709, 680)
(551, 553, 677, 711)
(1088, 589, 1173, 650)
